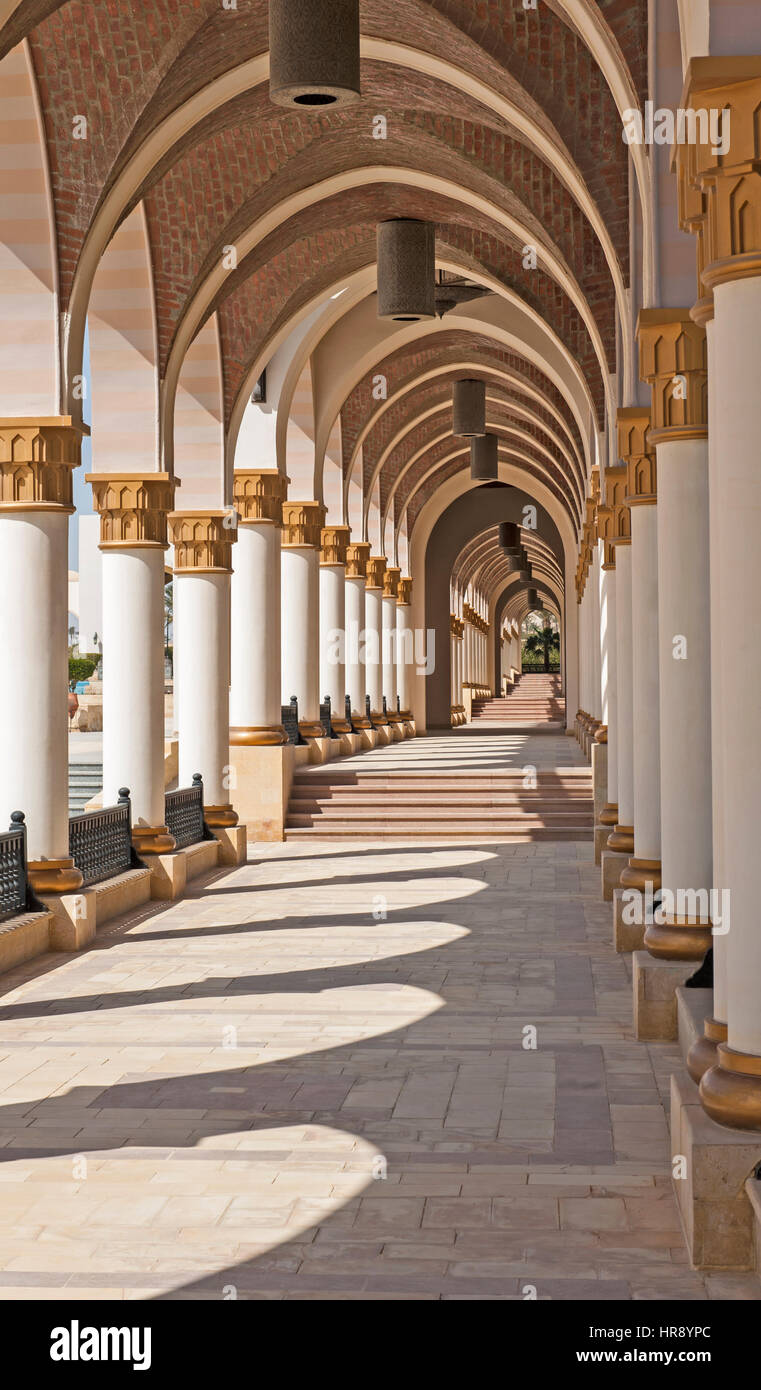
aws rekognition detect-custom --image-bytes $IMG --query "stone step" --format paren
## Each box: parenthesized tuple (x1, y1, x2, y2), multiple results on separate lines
(284, 822, 590, 839)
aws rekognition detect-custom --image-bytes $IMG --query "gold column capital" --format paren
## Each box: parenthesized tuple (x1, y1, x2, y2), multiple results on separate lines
(366, 555, 386, 590)
(637, 308, 708, 442)
(281, 499, 326, 548)
(397, 576, 413, 606)
(383, 565, 401, 599)
(601, 461, 631, 548)
(617, 408, 656, 508)
(679, 58, 761, 295)
(345, 541, 371, 579)
(0, 417, 87, 514)
(87, 471, 175, 549)
(320, 524, 351, 566)
(232, 468, 287, 525)
(168, 510, 237, 572)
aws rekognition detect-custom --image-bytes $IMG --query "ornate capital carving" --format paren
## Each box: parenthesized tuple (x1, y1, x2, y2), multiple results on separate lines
(233, 469, 287, 525)
(0, 417, 86, 513)
(281, 499, 326, 548)
(383, 565, 401, 599)
(637, 309, 708, 440)
(345, 541, 371, 579)
(366, 555, 386, 590)
(87, 472, 175, 549)
(680, 58, 761, 292)
(617, 407, 656, 507)
(602, 461, 631, 551)
(320, 524, 350, 566)
(397, 576, 413, 606)
(169, 510, 237, 572)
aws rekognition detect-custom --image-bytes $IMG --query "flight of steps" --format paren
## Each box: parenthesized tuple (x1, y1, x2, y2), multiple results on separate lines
(471, 674, 565, 727)
(68, 762, 103, 815)
(285, 766, 592, 840)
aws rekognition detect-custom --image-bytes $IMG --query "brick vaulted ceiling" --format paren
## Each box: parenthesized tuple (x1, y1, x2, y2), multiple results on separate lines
(6, 0, 647, 538)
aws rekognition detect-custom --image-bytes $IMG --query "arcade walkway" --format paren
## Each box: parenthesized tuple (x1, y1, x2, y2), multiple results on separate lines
(0, 730, 757, 1302)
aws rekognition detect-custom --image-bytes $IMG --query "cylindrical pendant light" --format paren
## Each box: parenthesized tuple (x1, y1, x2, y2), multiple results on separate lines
(526, 587, 539, 610)
(498, 521, 519, 552)
(470, 433, 498, 481)
(269, 0, 361, 108)
(453, 379, 486, 437)
(377, 220, 435, 322)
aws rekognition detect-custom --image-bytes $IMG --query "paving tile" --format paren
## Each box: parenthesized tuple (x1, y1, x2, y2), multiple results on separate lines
(0, 732, 748, 1299)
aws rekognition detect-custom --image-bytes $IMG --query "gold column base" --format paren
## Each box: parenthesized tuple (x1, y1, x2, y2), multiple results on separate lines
(299, 720, 326, 739)
(132, 825, 176, 856)
(700, 1044, 761, 1131)
(370, 712, 389, 727)
(350, 711, 372, 730)
(620, 857, 661, 891)
(330, 718, 353, 735)
(644, 914, 713, 961)
(599, 803, 618, 827)
(607, 823, 634, 853)
(229, 725, 288, 747)
(687, 1017, 728, 1085)
(594, 724, 608, 744)
(204, 804, 239, 829)
(28, 857, 84, 895)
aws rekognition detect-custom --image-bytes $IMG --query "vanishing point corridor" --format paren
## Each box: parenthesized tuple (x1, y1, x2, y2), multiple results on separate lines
(0, 728, 755, 1301)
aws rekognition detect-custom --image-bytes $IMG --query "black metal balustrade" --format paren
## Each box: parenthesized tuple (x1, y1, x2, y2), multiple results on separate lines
(0, 812, 31, 922)
(69, 788, 137, 887)
(165, 773, 211, 851)
(345, 694, 353, 725)
(320, 695, 334, 739)
(281, 696, 303, 745)
(365, 694, 371, 720)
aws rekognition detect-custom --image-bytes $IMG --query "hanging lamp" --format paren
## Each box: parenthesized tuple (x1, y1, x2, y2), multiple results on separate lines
(453, 379, 486, 437)
(376, 220, 436, 321)
(269, 0, 361, 109)
(470, 433, 498, 480)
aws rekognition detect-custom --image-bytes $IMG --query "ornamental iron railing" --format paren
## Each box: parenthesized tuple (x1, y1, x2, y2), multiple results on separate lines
(0, 812, 30, 922)
(319, 695, 334, 739)
(69, 788, 138, 887)
(165, 774, 211, 851)
(281, 696, 302, 745)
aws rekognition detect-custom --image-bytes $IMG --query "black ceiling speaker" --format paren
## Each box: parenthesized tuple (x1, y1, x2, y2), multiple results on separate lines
(269, 0, 361, 108)
(453, 379, 486, 437)
(377, 220, 436, 322)
(470, 433, 498, 481)
(434, 270, 492, 318)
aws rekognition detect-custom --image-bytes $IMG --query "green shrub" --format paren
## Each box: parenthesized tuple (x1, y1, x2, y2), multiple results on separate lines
(68, 657, 97, 685)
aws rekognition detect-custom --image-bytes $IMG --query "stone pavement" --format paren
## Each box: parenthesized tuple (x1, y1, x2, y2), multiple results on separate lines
(0, 836, 758, 1301)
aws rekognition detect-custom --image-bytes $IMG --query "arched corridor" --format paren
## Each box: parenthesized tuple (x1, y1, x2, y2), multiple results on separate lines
(2, 0, 761, 1316)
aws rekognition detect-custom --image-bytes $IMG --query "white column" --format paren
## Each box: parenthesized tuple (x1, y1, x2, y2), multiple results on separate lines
(319, 526, 350, 728)
(396, 579, 413, 715)
(365, 557, 385, 717)
(382, 566, 400, 713)
(599, 557, 618, 818)
(345, 543, 369, 718)
(608, 539, 634, 853)
(700, 271, 761, 1128)
(623, 498, 661, 882)
(229, 471, 286, 743)
(0, 497, 80, 890)
(102, 547, 170, 848)
(648, 432, 712, 959)
(170, 512, 237, 824)
(706, 315, 728, 1037)
(281, 501, 324, 732)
